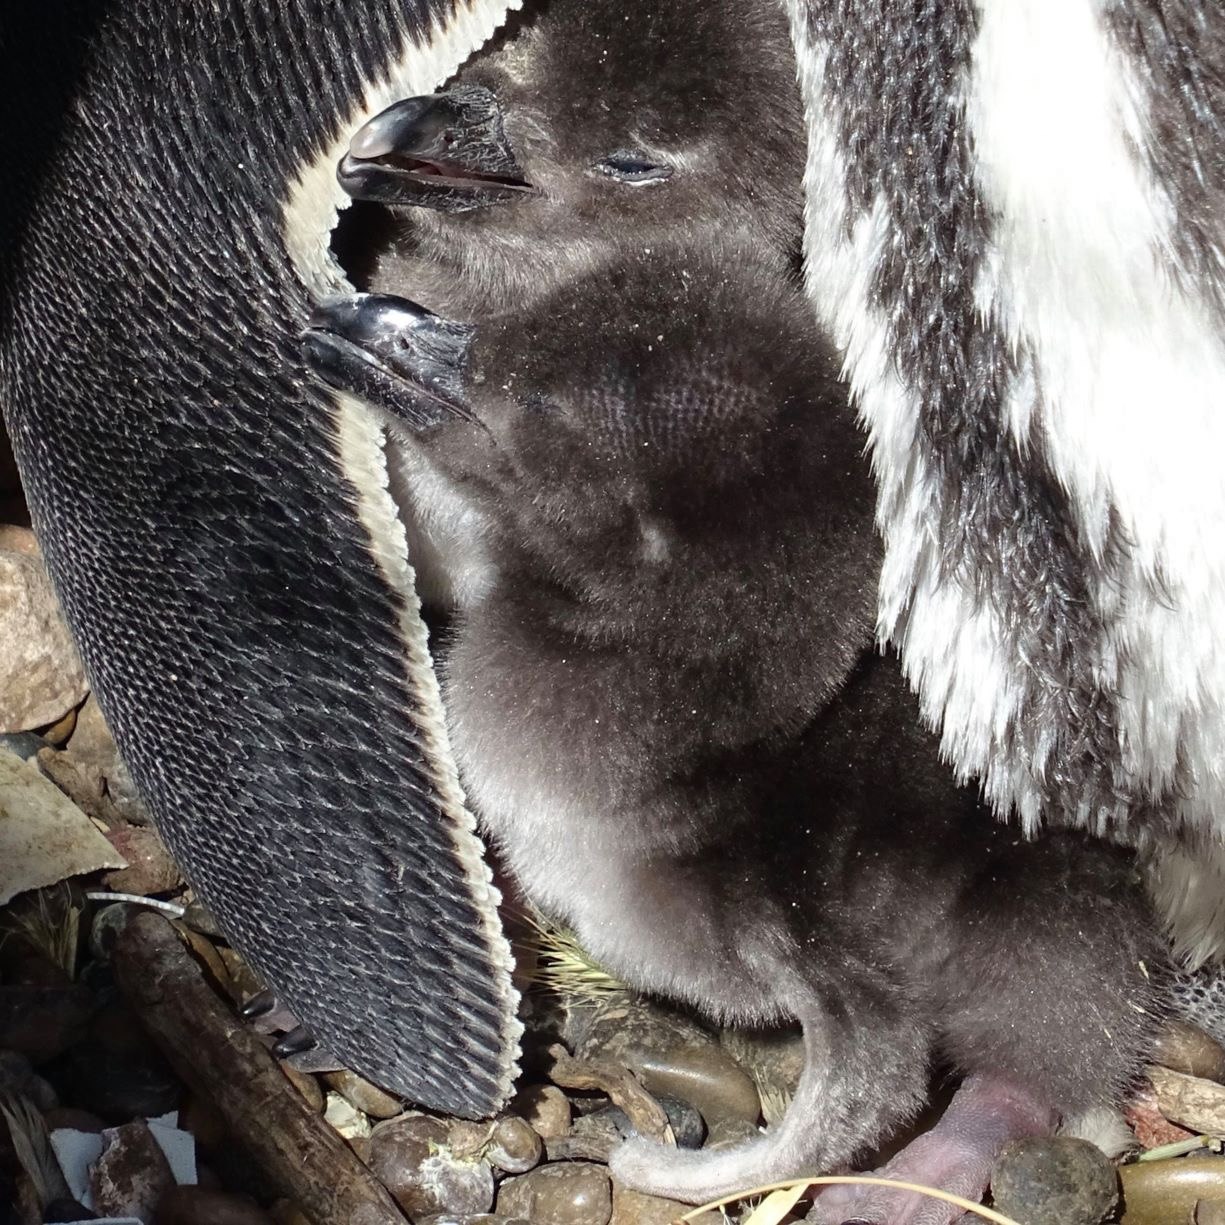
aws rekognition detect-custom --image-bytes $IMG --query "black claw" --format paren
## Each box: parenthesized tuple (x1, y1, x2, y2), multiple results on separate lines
(339, 86, 534, 212)
(304, 293, 479, 431)
(239, 988, 277, 1019)
(273, 1025, 316, 1059)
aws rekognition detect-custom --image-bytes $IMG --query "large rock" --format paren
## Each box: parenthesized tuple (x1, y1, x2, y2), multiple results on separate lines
(0, 533, 88, 733)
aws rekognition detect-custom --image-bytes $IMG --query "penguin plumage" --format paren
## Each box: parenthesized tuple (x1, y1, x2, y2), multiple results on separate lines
(307, 247, 1170, 1217)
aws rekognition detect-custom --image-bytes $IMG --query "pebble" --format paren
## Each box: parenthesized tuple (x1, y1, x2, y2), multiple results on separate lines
(1198, 1202, 1225, 1225)
(323, 1089, 371, 1141)
(0, 543, 88, 733)
(1119, 1155, 1225, 1222)
(368, 1112, 496, 1218)
(705, 1116, 761, 1149)
(487, 1116, 543, 1174)
(510, 1083, 571, 1139)
(321, 1068, 402, 1119)
(90, 1120, 175, 1221)
(610, 1185, 722, 1225)
(417, 1216, 531, 1225)
(991, 1137, 1118, 1225)
(277, 1060, 324, 1112)
(632, 1045, 758, 1128)
(446, 1116, 543, 1174)
(0, 1048, 58, 1109)
(496, 1161, 612, 1225)
(155, 1186, 276, 1225)
(89, 903, 134, 961)
(570, 992, 757, 1134)
(570, 992, 716, 1066)
(580, 1099, 705, 1151)
(719, 1025, 803, 1125)
(1150, 1065, 1225, 1134)
(0, 983, 97, 1062)
(103, 823, 183, 895)
(1154, 1022, 1225, 1083)
(66, 694, 149, 824)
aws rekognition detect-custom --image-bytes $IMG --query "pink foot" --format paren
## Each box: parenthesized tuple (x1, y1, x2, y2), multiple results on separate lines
(806, 1075, 1057, 1225)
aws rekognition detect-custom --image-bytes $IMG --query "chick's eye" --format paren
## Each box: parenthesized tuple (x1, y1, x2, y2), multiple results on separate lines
(595, 152, 674, 185)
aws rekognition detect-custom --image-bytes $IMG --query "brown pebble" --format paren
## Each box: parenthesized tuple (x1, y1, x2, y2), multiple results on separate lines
(322, 1068, 402, 1119)
(41, 707, 77, 746)
(497, 1161, 612, 1225)
(991, 1136, 1118, 1225)
(1120, 1155, 1225, 1223)
(91, 1121, 175, 1221)
(633, 1044, 761, 1127)
(611, 1184, 722, 1225)
(277, 1060, 324, 1112)
(487, 1116, 543, 1174)
(104, 823, 183, 894)
(0, 546, 88, 732)
(368, 1113, 495, 1218)
(1150, 1066, 1225, 1135)
(510, 1083, 571, 1140)
(155, 1185, 276, 1225)
(1155, 1022, 1225, 1084)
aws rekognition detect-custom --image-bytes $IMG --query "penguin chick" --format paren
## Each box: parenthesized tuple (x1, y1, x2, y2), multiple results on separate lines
(306, 249, 1169, 1221)
(339, 0, 804, 318)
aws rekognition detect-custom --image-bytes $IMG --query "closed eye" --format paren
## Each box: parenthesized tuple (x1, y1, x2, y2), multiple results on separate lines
(594, 151, 674, 185)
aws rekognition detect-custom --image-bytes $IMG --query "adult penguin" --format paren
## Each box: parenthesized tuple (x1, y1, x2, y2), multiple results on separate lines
(1, 0, 1223, 1127)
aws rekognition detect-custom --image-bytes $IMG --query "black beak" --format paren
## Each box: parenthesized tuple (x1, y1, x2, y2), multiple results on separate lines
(338, 86, 534, 212)
(303, 294, 478, 431)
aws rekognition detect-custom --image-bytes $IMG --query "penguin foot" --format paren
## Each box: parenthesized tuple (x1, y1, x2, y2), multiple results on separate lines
(240, 988, 300, 1034)
(338, 88, 534, 212)
(240, 992, 343, 1072)
(274, 1025, 344, 1074)
(804, 1075, 1056, 1225)
(304, 293, 478, 431)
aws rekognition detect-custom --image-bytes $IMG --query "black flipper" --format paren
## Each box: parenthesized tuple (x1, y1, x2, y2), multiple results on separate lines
(0, 0, 520, 1117)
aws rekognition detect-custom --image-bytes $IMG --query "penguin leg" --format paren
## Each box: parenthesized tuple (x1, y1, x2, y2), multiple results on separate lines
(609, 969, 932, 1205)
(240, 991, 344, 1072)
(805, 1075, 1056, 1225)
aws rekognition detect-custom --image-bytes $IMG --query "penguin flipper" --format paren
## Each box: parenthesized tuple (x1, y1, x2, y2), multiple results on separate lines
(0, 0, 522, 1117)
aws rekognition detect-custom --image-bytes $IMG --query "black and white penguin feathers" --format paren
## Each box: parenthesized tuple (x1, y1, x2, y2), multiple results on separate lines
(784, 0, 1225, 962)
(307, 248, 1170, 1218)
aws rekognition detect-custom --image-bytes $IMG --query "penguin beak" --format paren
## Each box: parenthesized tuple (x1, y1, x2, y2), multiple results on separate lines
(303, 294, 479, 430)
(338, 86, 535, 212)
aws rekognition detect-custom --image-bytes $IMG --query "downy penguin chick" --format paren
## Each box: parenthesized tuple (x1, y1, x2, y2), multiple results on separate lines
(337, 0, 804, 319)
(305, 247, 1170, 1222)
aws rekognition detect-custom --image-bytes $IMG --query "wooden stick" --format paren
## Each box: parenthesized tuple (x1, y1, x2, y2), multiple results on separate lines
(112, 912, 408, 1225)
